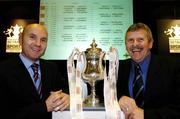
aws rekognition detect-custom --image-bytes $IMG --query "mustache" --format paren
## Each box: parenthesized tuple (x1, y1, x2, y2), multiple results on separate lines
(130, 45, 143, 51)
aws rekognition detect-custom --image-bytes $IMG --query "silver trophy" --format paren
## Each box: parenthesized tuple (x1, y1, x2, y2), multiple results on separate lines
(82, 39, 105, 107)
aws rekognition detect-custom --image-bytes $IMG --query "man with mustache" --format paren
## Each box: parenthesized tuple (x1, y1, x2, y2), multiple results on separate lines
(117, 23, 180, 119)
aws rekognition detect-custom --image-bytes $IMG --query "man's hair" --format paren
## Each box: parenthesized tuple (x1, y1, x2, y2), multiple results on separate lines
(125, 23, 154, 42)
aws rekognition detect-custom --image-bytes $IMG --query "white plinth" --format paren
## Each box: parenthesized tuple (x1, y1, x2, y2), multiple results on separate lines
(52, 106, 105, 119)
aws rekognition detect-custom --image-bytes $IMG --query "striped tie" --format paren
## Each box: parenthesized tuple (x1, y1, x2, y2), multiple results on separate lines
(31, 63, 42, 98)
(133, 64, 144, 108)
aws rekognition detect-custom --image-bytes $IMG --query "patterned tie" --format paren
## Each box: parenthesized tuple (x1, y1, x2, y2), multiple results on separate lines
(133, 64, 144, 108)
(31, 63, 42, 98)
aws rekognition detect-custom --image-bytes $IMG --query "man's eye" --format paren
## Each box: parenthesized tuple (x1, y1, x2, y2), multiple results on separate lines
(137, 38, 144, 42)
(41, 38, 47, 42)
(127, 39, 134, 42)
(30, 35, 35, 39)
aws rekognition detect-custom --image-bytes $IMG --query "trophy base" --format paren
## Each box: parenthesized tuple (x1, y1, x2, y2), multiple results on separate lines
(83, 94, 104, 107)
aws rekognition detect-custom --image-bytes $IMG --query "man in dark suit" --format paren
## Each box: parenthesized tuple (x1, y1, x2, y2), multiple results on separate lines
(117, 23, 180, 119)
(0, 23, 70, 119)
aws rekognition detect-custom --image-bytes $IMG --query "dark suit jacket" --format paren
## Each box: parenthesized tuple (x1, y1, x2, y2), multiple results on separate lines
(117, 54, 180, 119)
(0, 55, 69, 119)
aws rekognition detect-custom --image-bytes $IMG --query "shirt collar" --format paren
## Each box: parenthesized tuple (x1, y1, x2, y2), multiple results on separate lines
(131, 53, 151, 74)
(19, 53, 40, 69)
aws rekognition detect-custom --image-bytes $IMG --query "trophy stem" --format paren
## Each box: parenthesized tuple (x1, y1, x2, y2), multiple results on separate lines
(91, 80, 96, 105)
(84, 80, 100, 107)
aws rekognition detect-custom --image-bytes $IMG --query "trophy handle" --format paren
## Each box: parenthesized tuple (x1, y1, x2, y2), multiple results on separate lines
(99, 51, 105, 79)
(82, 51, 87, 77)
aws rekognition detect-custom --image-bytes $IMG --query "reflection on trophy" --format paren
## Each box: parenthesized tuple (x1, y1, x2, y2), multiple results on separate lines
(82, 39, 105, 107)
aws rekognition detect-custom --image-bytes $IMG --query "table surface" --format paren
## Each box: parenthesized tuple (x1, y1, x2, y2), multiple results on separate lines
(53, 105, 106, 119)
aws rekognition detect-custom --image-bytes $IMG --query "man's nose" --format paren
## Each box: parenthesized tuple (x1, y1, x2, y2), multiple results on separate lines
(35, 39, 41, 46)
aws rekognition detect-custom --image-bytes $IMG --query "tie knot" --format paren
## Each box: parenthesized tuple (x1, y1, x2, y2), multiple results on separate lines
(31, 63, 39, 73)
(31, 63, 39, 83)
(135, 64, 141, 71)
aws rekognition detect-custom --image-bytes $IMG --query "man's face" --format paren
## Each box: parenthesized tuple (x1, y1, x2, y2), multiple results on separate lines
(125, 29, 153, 63)
(20, 25, 48, 62)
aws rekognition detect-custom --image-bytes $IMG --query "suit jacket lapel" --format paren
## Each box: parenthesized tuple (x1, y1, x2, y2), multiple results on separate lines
(125, 60, 132, 96)
(15, 56, 40, 99)
(145, 55, 160, 100)
(40, 60, 51, 99)
(118, 59, 131, 96)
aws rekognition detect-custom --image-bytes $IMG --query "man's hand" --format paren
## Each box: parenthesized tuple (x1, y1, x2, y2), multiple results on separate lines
(119, 96, 144, 119)
(46, 90, 70, 112)
(128, 107, 144, 119)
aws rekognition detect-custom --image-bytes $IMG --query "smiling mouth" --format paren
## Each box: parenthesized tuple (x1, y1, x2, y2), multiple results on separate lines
(131, 48, 143, 53)
(32, 48, 40, 52)
(32, 45, 40, 50)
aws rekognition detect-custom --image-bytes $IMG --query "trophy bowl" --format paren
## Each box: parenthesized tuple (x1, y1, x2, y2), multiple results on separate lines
(82, 39, 105, 107)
